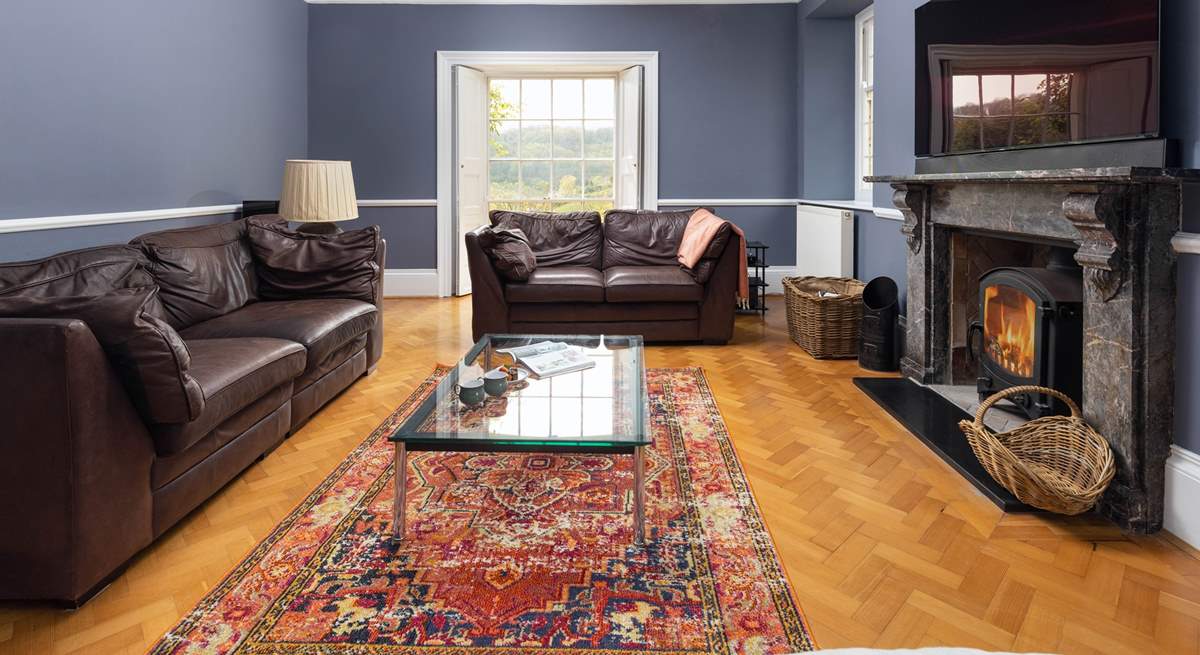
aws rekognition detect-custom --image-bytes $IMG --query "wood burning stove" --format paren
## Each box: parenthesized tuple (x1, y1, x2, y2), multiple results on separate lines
(969, 261, 1083, 419)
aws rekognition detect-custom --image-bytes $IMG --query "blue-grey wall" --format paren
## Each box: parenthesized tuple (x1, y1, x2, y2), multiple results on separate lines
(0, 0, 308, 260)
(307, 4, 798, 269)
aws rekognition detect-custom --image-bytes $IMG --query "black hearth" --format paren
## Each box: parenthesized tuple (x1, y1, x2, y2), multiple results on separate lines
(970, 262, 1083, 419)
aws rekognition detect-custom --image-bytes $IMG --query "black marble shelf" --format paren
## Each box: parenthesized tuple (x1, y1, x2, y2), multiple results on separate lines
(854, 377, 1035, 513)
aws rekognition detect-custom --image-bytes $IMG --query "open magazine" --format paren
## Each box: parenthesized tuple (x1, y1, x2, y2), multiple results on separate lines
(496, 341, 596, 378)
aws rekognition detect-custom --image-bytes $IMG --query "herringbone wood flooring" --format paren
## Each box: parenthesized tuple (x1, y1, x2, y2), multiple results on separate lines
(2, 296, 1199, 654)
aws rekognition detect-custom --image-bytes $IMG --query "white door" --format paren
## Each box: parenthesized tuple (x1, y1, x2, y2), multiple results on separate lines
(616, 65, 643, 209)
(454, 65, 488, 296)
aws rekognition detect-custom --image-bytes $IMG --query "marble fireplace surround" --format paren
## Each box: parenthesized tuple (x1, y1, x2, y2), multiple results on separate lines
(867, 167, 1198, 533)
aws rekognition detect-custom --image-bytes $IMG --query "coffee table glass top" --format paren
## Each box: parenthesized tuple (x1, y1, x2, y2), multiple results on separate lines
(388, 334, 648, 448)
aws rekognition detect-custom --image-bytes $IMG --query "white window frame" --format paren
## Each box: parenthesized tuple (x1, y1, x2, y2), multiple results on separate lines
(436, 51, 659, 297)
(485, 75, 619, 214)
(854, 6, 875, 204)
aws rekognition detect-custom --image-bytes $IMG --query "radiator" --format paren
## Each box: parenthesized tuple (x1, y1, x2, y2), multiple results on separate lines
(795, 204, 854, 277)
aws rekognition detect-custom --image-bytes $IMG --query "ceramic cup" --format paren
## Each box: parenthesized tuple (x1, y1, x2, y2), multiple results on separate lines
(454, 377, 487, 406)
(482, 369, 509, 397)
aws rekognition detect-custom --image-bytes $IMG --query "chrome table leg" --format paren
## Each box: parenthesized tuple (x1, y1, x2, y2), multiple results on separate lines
(634, 445, 645, 545)
(393, 442, 407, 541)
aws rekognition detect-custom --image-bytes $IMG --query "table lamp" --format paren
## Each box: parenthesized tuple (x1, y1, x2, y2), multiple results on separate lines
(279, 159, 358, 235)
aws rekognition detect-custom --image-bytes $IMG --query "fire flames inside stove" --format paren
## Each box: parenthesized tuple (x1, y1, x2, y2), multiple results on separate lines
(983, 284, 1036, 378)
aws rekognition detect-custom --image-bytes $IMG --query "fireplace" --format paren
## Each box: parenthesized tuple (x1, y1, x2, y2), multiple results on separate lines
(860, 168, 1192, 533)
(971, 264, 1083, 419)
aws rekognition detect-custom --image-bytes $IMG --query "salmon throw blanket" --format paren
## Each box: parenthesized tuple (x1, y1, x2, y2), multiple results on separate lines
(677, 208, 750, 301)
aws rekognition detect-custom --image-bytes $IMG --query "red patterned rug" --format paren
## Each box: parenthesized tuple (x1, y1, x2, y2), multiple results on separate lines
(149, 367, 814, 654)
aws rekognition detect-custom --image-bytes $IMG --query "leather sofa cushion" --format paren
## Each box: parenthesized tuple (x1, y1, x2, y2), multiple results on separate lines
(510, 302, 698, 323)
(151, 382, 293, 490)
(131, 220, 259, 329)
(180, 299, 377, 386)
(151, 338, 305, 456)
(0, 245, 155, 298)
(604, 266, 704, 303)
(476, 226, 536, 281)
(246, 216, 381, 304)
(490, 210, 602, 269)
(602, 209, 692, 269)
(0, 286, 204, 424)
(505, 266, 605, 303)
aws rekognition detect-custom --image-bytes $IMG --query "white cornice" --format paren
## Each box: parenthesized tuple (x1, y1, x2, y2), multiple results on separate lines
(307, 0, 795, 4)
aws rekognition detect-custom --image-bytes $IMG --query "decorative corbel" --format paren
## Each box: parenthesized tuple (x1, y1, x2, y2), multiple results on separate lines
(1063, 190, 1127, 302)
(892, 183, 929, 254)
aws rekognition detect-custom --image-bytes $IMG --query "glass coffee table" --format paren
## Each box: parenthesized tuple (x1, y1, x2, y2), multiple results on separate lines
(388, 334, 651, 544)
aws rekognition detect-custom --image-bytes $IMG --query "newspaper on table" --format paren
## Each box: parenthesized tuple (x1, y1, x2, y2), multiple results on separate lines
(496, 341, 596, 378)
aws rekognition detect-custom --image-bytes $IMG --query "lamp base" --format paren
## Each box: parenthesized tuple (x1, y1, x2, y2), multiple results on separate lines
(295, 222, 344, 236)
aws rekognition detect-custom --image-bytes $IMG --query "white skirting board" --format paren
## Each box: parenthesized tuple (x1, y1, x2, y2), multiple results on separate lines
(764, 266, 799, 294)
(1166, 445, 1200, 549)
(383, 269, 439, 297)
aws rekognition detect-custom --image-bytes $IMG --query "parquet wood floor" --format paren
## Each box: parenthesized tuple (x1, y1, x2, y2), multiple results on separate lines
(2, 296, 1199, 654)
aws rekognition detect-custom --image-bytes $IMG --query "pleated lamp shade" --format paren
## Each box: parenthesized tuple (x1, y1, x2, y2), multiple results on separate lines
(279, 160, 359, 223)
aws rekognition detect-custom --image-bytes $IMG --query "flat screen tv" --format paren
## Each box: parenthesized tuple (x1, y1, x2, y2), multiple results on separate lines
(915, 0, 1160, 158)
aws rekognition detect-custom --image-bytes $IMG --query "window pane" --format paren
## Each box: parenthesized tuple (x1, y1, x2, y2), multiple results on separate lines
(521, 161, 551, 199)
(521, 80, 551, 119)
(982, 117, 1011, 149)
(553, 121, 582, 158)
(553, 200, 612, 213)
(1046, 74, 1073, 113)
(951, 118, 981, 152)
(952, 75, 980, 116)
(489, 161, 519, 199)
(490, 79, 520, 120)
(490, 120, 520, 159)
(584, 79, 615, 119)
(1013, 75, 1045, 114)
(553, 162, 582, 198)
(1045, 113, 1072, 142)
(584, 120, 614, 158)
(553, 79, 583, 119)
(1012, 116, 1044, 146)
(521, 121, 551, 158)
(981, 75, 1012, 116)
(584, 161, 613, 199)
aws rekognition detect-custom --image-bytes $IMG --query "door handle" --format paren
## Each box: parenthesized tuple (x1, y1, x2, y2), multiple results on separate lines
(967, 321, 984, 361)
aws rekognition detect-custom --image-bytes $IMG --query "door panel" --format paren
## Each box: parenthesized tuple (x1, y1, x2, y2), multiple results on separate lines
(454, 66, 488, 296)
(616, 66, 643, 210)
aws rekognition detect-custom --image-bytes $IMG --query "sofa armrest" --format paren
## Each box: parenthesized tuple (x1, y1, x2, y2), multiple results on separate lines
(466, 226, 508, 341)
(0, 318, 155, 603)
(697, 230, 741, 344)
(367, 237, 386, 370)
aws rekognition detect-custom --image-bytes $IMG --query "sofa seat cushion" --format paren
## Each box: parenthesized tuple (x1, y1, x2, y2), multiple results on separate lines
(510, 302, 698, 323)
(150, 338, 305, 456)
(179, 299, 377, 388)
(505, 266, 605, 303)
(604, 266, 704, 303)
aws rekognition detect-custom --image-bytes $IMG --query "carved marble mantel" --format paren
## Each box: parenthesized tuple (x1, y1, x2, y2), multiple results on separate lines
(867, 167, 1198, 533)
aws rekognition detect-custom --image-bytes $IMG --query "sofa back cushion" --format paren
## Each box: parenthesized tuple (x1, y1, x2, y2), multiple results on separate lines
(475, 226, 537, 281)
(131, 220, 258, 329)
(0, 245, 155, 298)
(245, 215, 381, 303)
(0, 286, 204, 424)
(601, 209, 693, 269)
(490, 210, 602, 269)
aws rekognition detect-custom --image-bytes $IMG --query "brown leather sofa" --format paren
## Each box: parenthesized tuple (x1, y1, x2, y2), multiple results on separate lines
(0, 217, 384, 605)
(467, 209, 739, 343)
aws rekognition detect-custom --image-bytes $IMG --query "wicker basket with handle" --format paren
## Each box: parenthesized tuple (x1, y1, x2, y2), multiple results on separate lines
(782, 276, 865, 358)
(958, 385, 1115, 515)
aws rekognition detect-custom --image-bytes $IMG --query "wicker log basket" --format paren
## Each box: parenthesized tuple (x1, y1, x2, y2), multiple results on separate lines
(782, 276, 866, 359)
(958, 385, 1116, 515)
